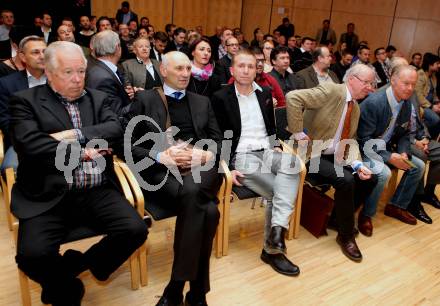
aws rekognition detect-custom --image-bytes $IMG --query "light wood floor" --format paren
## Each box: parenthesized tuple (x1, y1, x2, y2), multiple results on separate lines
(2, 190, 440, 306)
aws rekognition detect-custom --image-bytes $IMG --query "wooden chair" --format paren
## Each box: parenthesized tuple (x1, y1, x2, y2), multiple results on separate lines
(6, 157, 146, 306)
(0, 131, 14, 231)
(123, 160, 229, 286)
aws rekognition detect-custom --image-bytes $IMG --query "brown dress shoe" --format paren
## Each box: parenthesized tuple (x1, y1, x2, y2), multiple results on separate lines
(336, 235, 362, 262)
(358, 214, 373, 237)
(384, 204, 417, 225)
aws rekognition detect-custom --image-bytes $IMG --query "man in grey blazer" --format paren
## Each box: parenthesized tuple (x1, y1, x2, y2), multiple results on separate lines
(122, 37, 163, 90)
(296, 46, 339, 89)
(315, 19, 337, 45)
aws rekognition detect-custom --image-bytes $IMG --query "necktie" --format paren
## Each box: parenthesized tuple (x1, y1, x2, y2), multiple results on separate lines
(158, 52, 162, 61)
(336, 100, 354, 162)
(173, 92, 183, 100)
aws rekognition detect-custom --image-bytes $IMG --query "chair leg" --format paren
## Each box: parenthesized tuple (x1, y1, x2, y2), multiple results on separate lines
(1, 176, 13, 231)
(215, 194, 224, 258)
(18, 269, 32, 306)
(128, 251, 140, 290)
(288, 165, 306, 240)
(139, 241, 148, 286)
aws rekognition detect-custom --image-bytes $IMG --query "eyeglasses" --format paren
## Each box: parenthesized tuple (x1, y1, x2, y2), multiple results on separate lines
(256, 59, 265, 63)
(226, 43, 239, 47)
(353, 75, 376, 88)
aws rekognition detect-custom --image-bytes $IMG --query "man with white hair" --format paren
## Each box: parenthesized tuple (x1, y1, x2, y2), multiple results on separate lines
(358, 64, 426, 226)
(287, 64, 378, 262)
(10, 41, 148, 306)
(86, 30, 131, 116)
(127, 51, 222, 306)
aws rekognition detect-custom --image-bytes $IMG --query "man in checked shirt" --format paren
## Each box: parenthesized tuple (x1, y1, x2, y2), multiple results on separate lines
(9, 41, 148, 306)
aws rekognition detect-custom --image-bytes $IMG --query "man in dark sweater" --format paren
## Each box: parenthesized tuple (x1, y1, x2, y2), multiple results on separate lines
(126, 51, 222, 306)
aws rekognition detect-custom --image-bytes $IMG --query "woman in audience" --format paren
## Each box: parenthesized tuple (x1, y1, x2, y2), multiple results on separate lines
(122, 37, 163, 91)
(334, 41, 347, 63)
(187, 37, 221, 97)
(262, 39, 275, 73)
(250, 27, 264, 47)
(416, 52, 440, 139)
(0, 29, 24, 77)
(137, 26, 149, 38)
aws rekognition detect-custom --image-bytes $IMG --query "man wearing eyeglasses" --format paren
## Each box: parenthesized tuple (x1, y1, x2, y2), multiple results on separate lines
(358, 64, 425, 227)
(372, 47, 391, 88)
(214, 36, 239, 85)
(286, 64, 378, 262)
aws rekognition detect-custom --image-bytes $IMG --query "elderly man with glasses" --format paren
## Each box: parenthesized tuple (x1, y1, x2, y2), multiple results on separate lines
(287, 64, 378, 262)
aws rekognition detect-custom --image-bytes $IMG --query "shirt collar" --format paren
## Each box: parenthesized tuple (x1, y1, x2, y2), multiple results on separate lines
(163, 82, 186, 99)
(345, 85, 353, 103)
(50, 85, 87, 103)
(234, 82, 262, 98)
(387, 86, 402, 107)
(98, 59, 118, 74)
(136, 56, 152, 67)
(26, 69, 46, 81)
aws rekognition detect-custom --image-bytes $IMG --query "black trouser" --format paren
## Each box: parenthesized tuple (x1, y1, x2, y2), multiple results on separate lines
(307, 155, 377, 236)
(145, 166, 221, 294)
(16, 185, 148, 300)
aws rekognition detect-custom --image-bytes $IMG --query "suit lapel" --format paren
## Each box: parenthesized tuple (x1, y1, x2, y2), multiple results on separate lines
(255, 89, 271, 128)
(95, 58, 124, 86)
(186, 92, 201, 137)
(78, 94, 94, 127)
(39, 88, 73, 130)
(226, 85, 242, 135)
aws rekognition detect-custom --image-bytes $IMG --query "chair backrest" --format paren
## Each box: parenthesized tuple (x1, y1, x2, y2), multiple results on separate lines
(0, 131, 4, 166)
(274, 107, 292, 141)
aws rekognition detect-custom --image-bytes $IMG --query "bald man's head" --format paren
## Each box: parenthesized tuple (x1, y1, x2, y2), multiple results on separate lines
(160, 51, 192, 90)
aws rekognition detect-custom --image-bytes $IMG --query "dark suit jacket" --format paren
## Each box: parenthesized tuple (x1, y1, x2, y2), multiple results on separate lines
(86, 57, 131, 116)
(295, 65, 339, 89)
(127, 89, 222, 176)
(163, 41, 189, 55)
(358, 88, 412, 162)
(115, 9, 138, 25)
(372, 61, 389, 88)
(33, 27, 57, 44)
(330, 61, 350, 83)
(291, 48, 313, 72)
(0, 70, 29, 149)
(209, 35, 221, 61)
(211, 84, 277, 168)
(213, 56, 232, 85)
(9, 85, 123, 219)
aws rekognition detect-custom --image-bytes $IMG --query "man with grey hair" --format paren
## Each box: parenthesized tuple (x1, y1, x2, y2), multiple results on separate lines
(126, 51, 222, 306)
(86, 30, 131, 116)
(0, 35, 46, 171)
(358, 64, 425, 227)
(287, 63, 378, 262)
(10, 41, 148, 305)
(296, 46, 339, 89)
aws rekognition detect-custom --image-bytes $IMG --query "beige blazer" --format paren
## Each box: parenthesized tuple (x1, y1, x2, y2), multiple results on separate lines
(121, 58, 163, 88)
(286, 82, 361, 163)
(415, 69, 438, 109)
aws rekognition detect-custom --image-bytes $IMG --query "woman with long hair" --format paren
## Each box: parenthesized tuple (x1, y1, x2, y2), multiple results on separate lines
(187, 37, 221, 97)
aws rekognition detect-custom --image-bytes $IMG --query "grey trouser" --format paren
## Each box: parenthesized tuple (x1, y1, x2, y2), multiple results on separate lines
(232, 149, 301, 242)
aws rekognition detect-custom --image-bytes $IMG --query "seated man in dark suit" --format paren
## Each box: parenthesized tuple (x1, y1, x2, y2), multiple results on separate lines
(269, 45, 297, 95)
(358, 64, 425, 226)
(213, 36, 239, 85)
(164, 27, 189, 54)
(116, 1, 138, 25)
(296, 46, 339, 89)
(86, 30, 131, 116)
(212, 49, 301, 277)
(0, 35, 46, 171)
(330, 49, 353, 83)
(372, 47, 390, 88)
(10, 41, 148, 306)
(33, 13, 57, 44)
(126, 51, 222, 306)
(150, 31, 168, 62)
(291, 37, 313, 72)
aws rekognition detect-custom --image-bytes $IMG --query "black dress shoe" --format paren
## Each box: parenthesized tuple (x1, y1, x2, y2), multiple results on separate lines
(421, 194, 440, 209)
(265, 226, 287, 254)
(42, 278, 85, 306)
(336, 235, 362, 262)
(184, 292, 208, 306)
(156, 295, 184, 306)
(409, 204, 433, 224)
(260, 249, 300, 276)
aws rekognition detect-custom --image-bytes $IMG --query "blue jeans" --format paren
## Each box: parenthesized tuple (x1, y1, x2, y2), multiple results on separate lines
(362, 155, 425, 216)
(0, 146, 18, 172)
(423, 108, 440, 139)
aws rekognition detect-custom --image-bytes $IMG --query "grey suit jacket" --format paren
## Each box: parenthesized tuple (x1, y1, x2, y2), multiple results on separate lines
(315, 28, 337, 45)
(122, 58, 163, 89)
(295, 65, 339, 89)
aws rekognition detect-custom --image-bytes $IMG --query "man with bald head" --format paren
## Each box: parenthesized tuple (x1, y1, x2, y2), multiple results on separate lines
(10, 41, 148, 305)
(358, 64, 425, 227)
(127, 51, 222, 306)
(287, 64, 378, 262)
